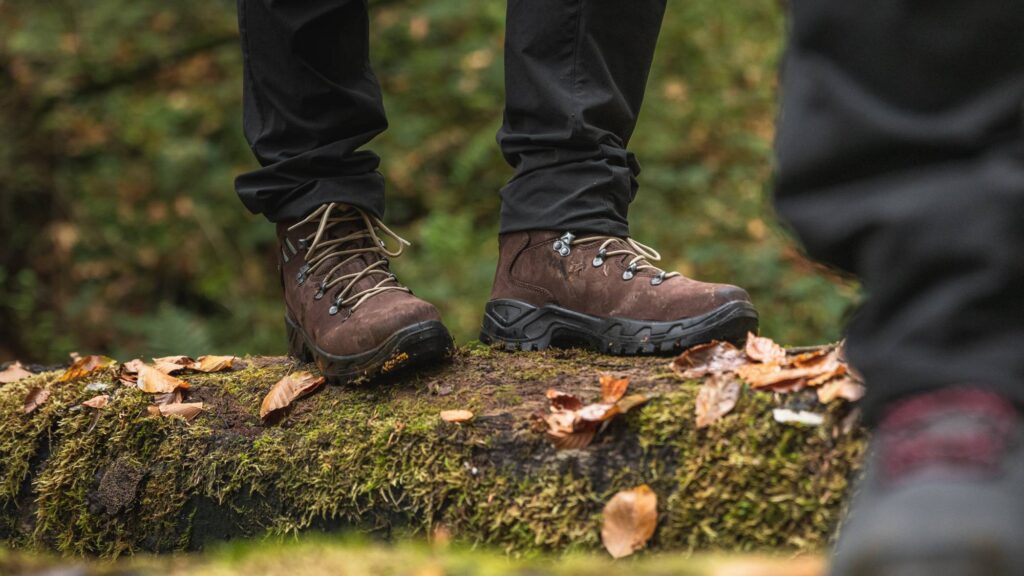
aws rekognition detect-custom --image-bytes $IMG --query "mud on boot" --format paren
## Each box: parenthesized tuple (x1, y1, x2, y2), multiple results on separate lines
(278, 203, 454, 384)
(481, 230, 758, 354)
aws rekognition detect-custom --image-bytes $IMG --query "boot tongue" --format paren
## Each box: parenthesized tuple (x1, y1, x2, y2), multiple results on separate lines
(306, 219, 395, 301)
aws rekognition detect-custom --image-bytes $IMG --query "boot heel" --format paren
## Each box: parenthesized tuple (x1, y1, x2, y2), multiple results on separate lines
(479, 299, 554, 351)
(285, 317, 314, 362)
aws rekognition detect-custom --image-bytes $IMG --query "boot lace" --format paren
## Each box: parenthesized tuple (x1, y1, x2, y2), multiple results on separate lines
(552, 232, 682, 285)
(288, 203, 411, 313)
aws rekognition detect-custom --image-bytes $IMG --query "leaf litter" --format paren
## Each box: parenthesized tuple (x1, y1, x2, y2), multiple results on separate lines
(58, 355, 116, 382)
(535, 375, 649, 450)
(672, 333, 864, 429)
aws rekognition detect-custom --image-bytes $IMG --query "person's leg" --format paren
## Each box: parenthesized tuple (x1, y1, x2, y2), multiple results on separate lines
(775, 0, 1024, 421)
(483, 0, 758, 354)
(236, 0, 452, 382)
(497, 0, 665, 235)
(774, 2, 1024, 573)
(235, 0, 387, 222)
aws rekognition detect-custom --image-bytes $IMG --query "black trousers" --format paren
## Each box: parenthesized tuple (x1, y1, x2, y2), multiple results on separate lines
(775, 1, 1024, 421)
(235, 0, 665, 236)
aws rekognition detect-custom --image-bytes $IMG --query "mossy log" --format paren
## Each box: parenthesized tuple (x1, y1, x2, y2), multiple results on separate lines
(0, 345, 865, 557)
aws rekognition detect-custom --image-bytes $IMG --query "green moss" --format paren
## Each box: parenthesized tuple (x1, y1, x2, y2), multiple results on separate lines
(0, 349, 865, 557)
(2, 535, 827, 576)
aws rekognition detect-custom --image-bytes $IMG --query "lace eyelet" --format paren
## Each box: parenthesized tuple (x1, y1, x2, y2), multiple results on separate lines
(622, 264, 637, 281)
(314, 285, 325, 300)
(297, 238, 308, 250)
(328, 302, 340, 315)
(592, 249, 606, 267)
(296, 264, 309, 286)
(651, 272, 665, 286)
(552, 232, 575, 257)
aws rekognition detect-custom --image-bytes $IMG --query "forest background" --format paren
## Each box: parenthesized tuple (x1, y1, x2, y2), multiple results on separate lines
(0, 0, 857, 363)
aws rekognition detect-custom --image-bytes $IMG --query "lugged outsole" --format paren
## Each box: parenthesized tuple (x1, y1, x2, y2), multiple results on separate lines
(286, 316, 454, 385)
(479, 298, 758, 355)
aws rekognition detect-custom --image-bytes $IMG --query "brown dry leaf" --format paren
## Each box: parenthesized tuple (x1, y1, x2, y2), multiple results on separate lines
(817, 377, 866, 404)
(82, 394, 109, 409)
(744, 332, 786, 364)
(0, 361, 33, 384)
(546, 389, 583, 412)
(23, 387, 51, 414)
(736, 349, 845, 392)
(539, 384, 652, 450)
(191, 355, 237, 373)
(615, 394, 650, 414)
(136, 364, 190, 394)
(58, 355, 116, 382)
(540, 407, 597, 450)
(695, 373, 742, 429)
(601, 485, 658, 559)
(149, 402, 204, 421)
(153, 390, 184, 405)
(599, 374, 630, 403)
(260, 371, 326, 419)
(151, 355, 195, 374)
(440, 409, 474, 423)
(670, 341, 747, 380)
(577, 402, 620, 423)
(547, 427, 596, 451)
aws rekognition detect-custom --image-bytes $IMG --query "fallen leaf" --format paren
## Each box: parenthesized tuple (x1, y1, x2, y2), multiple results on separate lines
(0, 361, 33, 384)
(615, 394, 650, 414)
(58, 355, 116, 382)
(601, 485, 658, 559)
(149, 402, 204, 421)
(540, 409, 597, 450)
(82, 394, 109, 409)
(736, 349, 845, 392)
(153, 390, 184, 405)
(546, 389, 584, 412)
(260, 371, 326, 419)
(695, 373, 742, 429)
(744, 332, 786, 364)
(136, 364, 190, 394)
(817, 377, 866, 404)
(600, 374, 630, 403)
(670, 341, 747, 380)
(440, 409, 474, 423)
(540, 378, 649, 451)
(23, 387, 51, 414)
(577, 402, 620, 423)
(191, 355, 237, 373)
(547, 427, 596, 451)
(151, 355, 195, 374)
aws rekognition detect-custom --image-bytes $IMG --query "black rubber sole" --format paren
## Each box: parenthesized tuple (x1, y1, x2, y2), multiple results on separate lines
(286, 316, 454, 385)
(479, 298, 758, 355)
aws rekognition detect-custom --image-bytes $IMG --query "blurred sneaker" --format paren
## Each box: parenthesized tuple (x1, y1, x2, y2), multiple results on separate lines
(831, 388, 1024, 576)
(278, 203, 453, 384)
(481, 230, 757, 354)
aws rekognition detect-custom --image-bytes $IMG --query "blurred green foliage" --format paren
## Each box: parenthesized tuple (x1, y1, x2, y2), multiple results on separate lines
(0, 0, 857, 363)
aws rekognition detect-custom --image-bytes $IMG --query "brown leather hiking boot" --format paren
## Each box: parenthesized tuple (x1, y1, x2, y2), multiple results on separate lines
(481, 230, 758, 354)
(278, 203, 453, 384)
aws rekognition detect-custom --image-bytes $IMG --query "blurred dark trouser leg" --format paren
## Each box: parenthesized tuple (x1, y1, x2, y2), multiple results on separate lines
(497, 0, 667, 236)
(235, 0, 387, 222)
(775, 1, 1024, 422)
